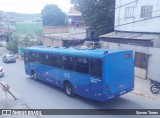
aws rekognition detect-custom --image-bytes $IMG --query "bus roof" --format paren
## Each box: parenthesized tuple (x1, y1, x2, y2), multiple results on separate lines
(24, 46, 131, 58)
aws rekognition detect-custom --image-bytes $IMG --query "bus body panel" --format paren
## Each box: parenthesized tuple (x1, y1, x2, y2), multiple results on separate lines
(46, 66, 62, 87)
(71, 72, 91, 98)
(103, 51, 134, 96)
(90, 76, 103, 97)
(24, 47, 134, 102)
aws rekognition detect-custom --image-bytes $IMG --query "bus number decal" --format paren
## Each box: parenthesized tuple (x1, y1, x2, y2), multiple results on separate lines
(64, 73, 71, 78)
(90, 78, 101, 83)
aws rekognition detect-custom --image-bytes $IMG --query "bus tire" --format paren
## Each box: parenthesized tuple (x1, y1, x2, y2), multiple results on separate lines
(64, 82, 74, 97)
(31, 71, 37, 80)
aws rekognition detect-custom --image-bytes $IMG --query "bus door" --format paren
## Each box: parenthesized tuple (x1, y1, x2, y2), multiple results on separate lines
(35, 53, 51, 81)
(61, 56, 74, 84)
(24, 51, 31, 75)
(73, 57, 91, 97)
(43, 54, 62, 86)
(26, 52, 40, 76)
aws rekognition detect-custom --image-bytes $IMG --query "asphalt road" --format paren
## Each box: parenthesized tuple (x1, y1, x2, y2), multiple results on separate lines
(0, 58, 160, 118)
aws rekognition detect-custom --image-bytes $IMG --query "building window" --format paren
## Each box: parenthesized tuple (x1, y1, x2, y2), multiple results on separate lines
(125, 7, 134, 18)
(134, 52, 149, 69)
(141, 6, 153, 18)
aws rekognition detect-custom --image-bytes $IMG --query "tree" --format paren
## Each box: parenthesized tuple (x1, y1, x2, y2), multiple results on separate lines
(41, 4, 66, 26)
(19, 34, 42, 47)
(7, 34, 42, 53)
(71, 0, 115, 35)
(6, 39, 19, 54)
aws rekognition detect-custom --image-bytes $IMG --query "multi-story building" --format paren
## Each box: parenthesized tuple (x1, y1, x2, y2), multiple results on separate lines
(67, 7, 85, 27)
(100, 0, 160, 80)
(115, 0, 160, 33)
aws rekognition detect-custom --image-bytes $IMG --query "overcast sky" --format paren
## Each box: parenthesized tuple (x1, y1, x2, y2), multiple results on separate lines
(0, 0, 72, 13)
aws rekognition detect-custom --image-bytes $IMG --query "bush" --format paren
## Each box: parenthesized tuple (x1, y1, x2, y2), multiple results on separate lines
(6, 40, 18, 54)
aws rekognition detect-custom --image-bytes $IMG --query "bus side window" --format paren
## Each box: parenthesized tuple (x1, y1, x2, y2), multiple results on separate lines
(50, 54, 55, 67)
(67, 56, 73, 70)
(90, 59, 102, 77)
(62, 56, 73, 71)
(40, 53, 50, 66)
(35, 52, 40, 63)
(24, 52, 29, 63)
(54, 55, 61, 68)
(29, 52, 35, 62)
(75, 57, 89, 74)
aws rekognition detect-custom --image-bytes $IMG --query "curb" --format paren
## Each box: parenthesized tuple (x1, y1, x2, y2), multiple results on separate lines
(131, 91, 154, 100)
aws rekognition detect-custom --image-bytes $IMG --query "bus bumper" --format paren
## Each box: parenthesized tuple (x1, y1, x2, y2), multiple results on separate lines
(92, 87, 134, 102)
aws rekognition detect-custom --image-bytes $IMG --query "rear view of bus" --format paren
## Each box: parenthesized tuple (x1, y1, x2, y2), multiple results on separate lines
(102, 50, 134, 101)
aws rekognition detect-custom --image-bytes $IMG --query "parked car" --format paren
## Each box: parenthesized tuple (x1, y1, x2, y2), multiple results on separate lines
(2, 54, 16, 63)
(0, 66, 4, 77)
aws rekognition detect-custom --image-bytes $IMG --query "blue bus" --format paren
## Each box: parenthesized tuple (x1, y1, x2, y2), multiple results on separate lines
(24, 46, 134, 102)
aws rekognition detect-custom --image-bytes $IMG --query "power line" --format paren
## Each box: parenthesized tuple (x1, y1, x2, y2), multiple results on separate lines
(115, 0, 138, 9)
(115, 9, 160, 21)
(114, 15, 160, 28)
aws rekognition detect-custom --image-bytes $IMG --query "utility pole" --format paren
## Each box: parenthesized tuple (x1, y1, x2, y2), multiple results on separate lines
(5, 12, 10, 42)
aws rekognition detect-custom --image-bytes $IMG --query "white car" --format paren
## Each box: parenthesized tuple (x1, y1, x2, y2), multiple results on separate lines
(0, 66, 4, 77)
(2, 54, 16, 63)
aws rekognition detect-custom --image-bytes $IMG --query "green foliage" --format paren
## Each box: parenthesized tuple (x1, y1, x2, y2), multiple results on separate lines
(14, 21, 43, 35)
(71, 0, 115, 35)
(6, 39, 19, 54)
(35, 30, 43, 37)
(19, 34, 34, 47)
(7, 34, 42, 53)
(19, 34, 42, 47)
(41, 4, 66, 26)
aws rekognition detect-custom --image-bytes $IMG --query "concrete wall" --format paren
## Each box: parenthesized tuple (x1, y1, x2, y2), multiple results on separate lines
(43, 37, 63, 47)
(100, 41, 160, 81)
(69, 27, 86, 39)
(43, 26, 87, 40)
(147, 48, 160, 81)
(115, 0, 160, 33)
(43, 26, 69, 34)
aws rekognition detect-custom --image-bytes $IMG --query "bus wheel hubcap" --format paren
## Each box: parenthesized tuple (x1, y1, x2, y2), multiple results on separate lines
(67, 86, 71, 94)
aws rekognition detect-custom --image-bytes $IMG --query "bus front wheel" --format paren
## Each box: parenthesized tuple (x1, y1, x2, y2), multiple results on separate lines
(31, 71, 37, 80)
(64, 82, 74, 97)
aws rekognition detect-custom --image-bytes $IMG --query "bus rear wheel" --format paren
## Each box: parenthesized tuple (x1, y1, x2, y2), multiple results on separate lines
(64, 82, 74, 97)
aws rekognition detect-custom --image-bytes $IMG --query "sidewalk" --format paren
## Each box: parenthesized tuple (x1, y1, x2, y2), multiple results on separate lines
(132, 77, 160, 103)
(0, 81, 38, 118)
